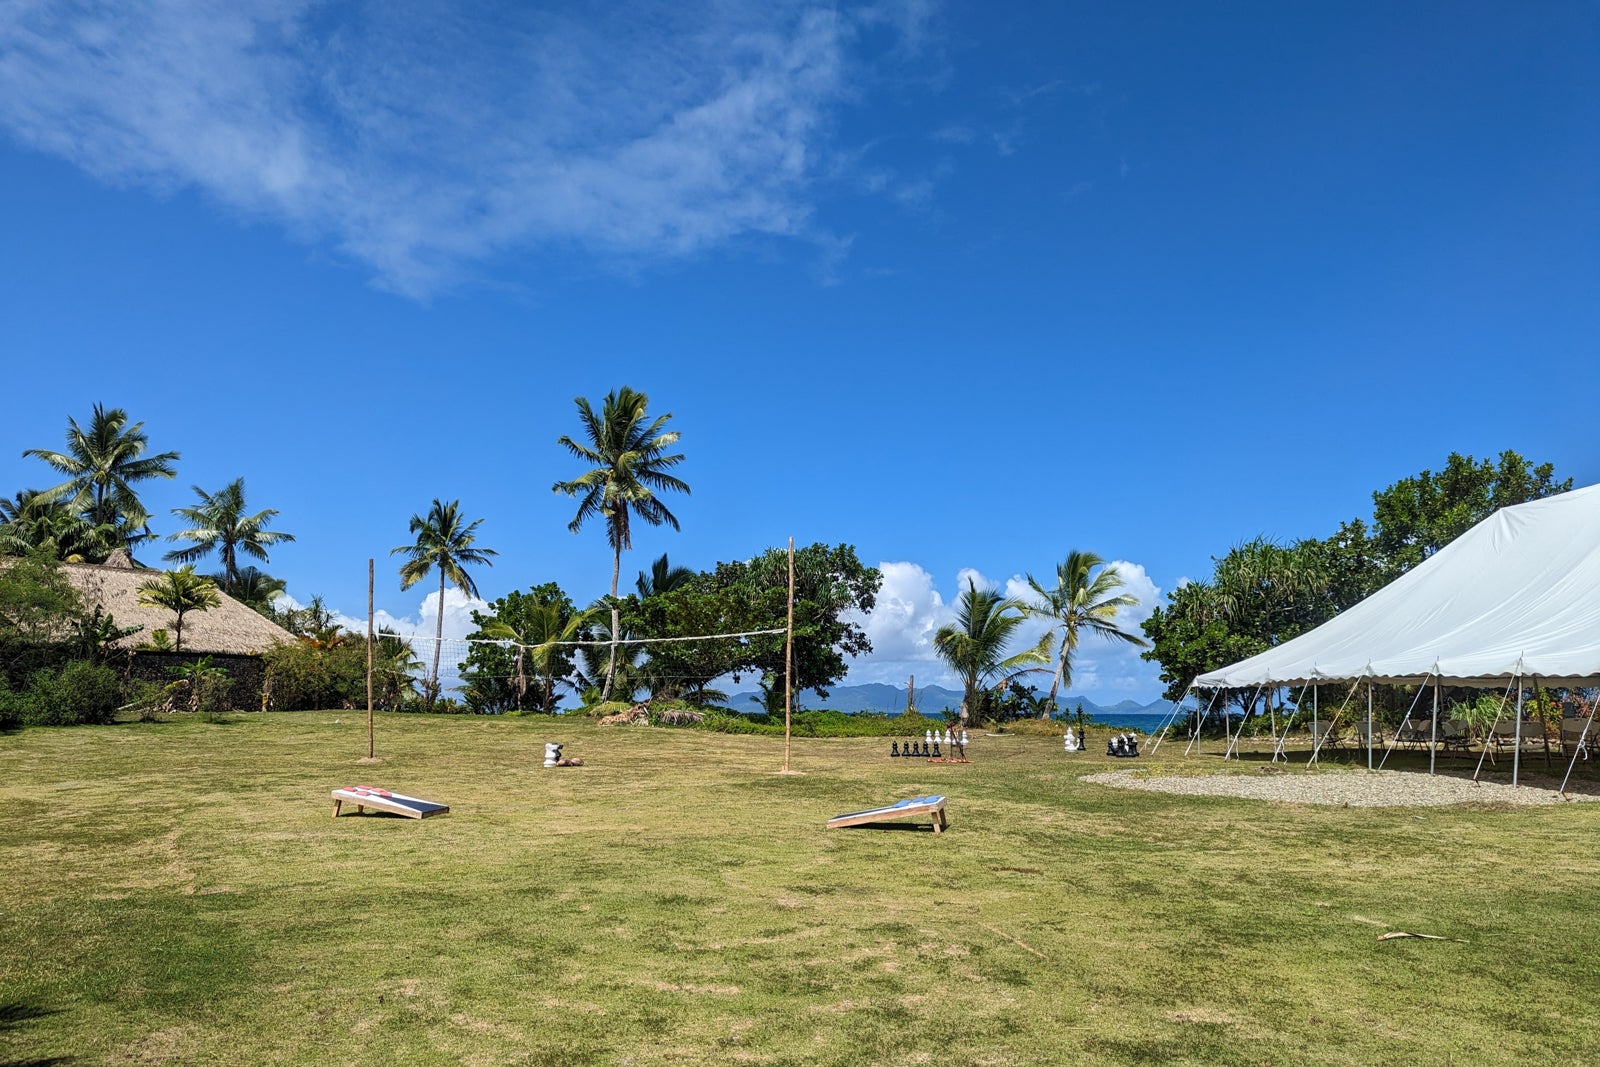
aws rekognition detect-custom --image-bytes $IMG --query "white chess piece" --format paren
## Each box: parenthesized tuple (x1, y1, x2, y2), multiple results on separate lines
(1063, 727, 1076, 751)
(544, 742, 562, 768)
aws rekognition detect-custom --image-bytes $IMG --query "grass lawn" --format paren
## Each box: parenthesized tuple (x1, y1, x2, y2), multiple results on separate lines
(3, 712, 1600, 1066)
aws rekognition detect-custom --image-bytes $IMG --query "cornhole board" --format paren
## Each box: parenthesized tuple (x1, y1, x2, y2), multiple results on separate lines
(826, 795, 947, 833)
(331, 785, 449, 820)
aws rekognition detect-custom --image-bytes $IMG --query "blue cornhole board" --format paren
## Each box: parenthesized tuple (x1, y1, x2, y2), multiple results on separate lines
(827, 795, 947, 832)
(331, 785, 449, 819)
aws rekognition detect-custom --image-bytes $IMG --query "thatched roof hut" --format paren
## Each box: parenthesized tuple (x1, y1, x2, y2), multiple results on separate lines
(61, 551, 294, 655)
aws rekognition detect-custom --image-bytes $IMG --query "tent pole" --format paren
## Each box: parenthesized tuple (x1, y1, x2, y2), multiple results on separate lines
(1558, 694, 1597, 798)
(1149, 680, 1197, 755)
(1378, 678, 1429, 771)
(1512, 678, 1524, 788)
(1429, 677, 1439, 776)
(1311, 685, 1319, 767)
(1472, 676, 1517, 783)
(1366, 684, 1374, 771)
(1225, 684, 1263, 761)
(1271, 682, 1309, 764)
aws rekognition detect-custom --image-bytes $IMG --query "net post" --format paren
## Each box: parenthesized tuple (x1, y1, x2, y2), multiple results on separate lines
(784, 536, 794, 773)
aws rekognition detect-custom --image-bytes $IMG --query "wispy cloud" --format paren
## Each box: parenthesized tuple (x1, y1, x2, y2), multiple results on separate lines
(0, 1, 928, 297)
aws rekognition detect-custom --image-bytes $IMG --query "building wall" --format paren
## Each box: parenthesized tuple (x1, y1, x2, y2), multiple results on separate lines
(125, 651, 267, 711)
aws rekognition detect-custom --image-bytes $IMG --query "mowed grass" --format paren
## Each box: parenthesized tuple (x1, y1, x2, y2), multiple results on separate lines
(3, 714, 1600, 1066)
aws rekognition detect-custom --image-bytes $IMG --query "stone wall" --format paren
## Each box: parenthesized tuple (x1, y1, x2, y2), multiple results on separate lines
(124, 652, 267, 711)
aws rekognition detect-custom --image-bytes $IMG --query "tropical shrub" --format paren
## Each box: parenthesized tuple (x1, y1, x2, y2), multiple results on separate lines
(17, 660, 122, 726)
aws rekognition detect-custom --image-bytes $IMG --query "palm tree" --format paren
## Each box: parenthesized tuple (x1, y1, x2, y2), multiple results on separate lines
(553, 387, 689, 702)
(933, 578, 1052, 720)
(137, 566, 221, 652)
(23, 404, 180, 547)
(391, 499, 497, 710)
(637, 553, 695, 597)
(226, 566, 288, 613)
(481, 603, 597, 712)
(1023, 551, 1149, 718)
(0, 489, 119, 561)
(165, 478, 295, 590)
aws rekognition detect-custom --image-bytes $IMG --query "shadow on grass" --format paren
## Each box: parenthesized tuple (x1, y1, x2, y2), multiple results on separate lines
(0, 1001, 73, 1067)
(832, 822, 945, 832)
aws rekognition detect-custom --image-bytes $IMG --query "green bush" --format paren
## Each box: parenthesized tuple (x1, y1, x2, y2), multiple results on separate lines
(17, 660, 123, 726)
(263, 640, 366, 710)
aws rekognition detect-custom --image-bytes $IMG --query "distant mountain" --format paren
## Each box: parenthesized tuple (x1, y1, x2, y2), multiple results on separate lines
(723, 683, 1176, 722)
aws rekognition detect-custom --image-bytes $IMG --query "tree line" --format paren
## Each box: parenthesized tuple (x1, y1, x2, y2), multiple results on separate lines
(1138, 450, 1573, 721)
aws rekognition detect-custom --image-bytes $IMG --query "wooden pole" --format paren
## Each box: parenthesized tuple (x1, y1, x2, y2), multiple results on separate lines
(906, 674, 915, 717)
(784, 536, 794, 773)
(367, 558, 375, 760)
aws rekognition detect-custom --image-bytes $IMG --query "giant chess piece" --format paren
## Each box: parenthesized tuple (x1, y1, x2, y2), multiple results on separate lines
(1063, 727, 1076, 752)
(891, 741, 900, 758)
(544, 742, 564, 768)
(932, 740, 942, 758)
(1128, 735, 1140, 757)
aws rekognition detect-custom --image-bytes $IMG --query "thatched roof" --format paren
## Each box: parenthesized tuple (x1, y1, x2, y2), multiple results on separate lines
(60, 558, 295, 656)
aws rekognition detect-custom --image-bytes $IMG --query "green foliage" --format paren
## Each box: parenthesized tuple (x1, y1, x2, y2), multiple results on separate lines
(932, 578, 1050, 719)
(21, 402, 180, 551)
(1371, 450, 1571, 581)
(391, 498, 497, 709)
(552, 385, 689, 702)
(8, 660, 123, 726)
(462, 583, 590, 713)
(0, 548, 88, 691)
(1023, 550, 1147, 715)
(625, 543, 880, 710)
(136, 565, 221, 652)
(0, 489, 121, 562)
(165, 478, 295, 587)
(167, 656, 232, 718)
(1140, 450, 1571, 707)
(263, 639, 367, 711)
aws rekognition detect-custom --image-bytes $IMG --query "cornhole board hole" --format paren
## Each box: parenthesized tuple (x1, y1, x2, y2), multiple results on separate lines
(826, 795, 947, 833)
(331, 785, 449, 819)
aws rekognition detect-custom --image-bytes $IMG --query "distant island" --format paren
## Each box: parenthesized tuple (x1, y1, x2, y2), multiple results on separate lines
(723, 682, 1180, 725)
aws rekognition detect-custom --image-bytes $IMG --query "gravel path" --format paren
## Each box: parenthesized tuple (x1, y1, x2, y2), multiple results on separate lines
(1084, 767, 1600, 807)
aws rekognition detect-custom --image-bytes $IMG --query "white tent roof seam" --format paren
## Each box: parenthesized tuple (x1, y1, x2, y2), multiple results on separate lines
(1194, 484, 1600, 689)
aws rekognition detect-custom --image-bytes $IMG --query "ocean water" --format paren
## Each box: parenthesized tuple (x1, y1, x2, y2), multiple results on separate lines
(1069, 711, 1179, 733)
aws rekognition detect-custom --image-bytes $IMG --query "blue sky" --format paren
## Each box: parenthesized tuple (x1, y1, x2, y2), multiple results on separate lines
(1, 2, 1596, 704)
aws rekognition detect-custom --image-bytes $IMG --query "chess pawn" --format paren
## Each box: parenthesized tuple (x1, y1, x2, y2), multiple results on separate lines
(891, 741, 900, 757)
(941, 728, 951, 746)
(960, 729, 969, 747)
(932, 741, 942, 758)
(1063, 727, 1076, 751)
(924, 729, 933, 747)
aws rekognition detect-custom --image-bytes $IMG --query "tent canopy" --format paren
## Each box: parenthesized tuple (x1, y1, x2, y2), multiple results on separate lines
(1194, 484, 1600, 689)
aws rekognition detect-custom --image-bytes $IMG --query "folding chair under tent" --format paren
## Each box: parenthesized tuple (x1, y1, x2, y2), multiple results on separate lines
(1165, 484, 1600, 790)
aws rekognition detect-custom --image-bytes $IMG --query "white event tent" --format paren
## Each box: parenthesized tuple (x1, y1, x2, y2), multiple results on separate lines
(1171, 483, 1600, 787)
(1196, 483, 1600, 689)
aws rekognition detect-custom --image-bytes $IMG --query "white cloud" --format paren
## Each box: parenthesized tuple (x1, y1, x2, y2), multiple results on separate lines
(0, 1, 928, 296)
(846, 558, 1170, 704)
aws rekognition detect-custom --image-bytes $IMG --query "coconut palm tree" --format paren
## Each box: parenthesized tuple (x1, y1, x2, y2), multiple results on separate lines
(0, 490, 119, 561)
(553, 387, 689, 702)
(636, 553, 695, 598)
(391, 499, 497, 709)
(226, 566, 288, 613)
(480, 602, 597, 712)
(23, 404, 179, 547)
(137, 566, 221, 652)
(933, 579, 1052, 720)
(1023, 551, 1149, 718)
(165, 478, 295, 590)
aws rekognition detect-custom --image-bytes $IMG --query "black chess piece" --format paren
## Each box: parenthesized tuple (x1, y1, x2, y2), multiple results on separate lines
(891, 741, 900, 757)
(932, 742, 942, 758)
